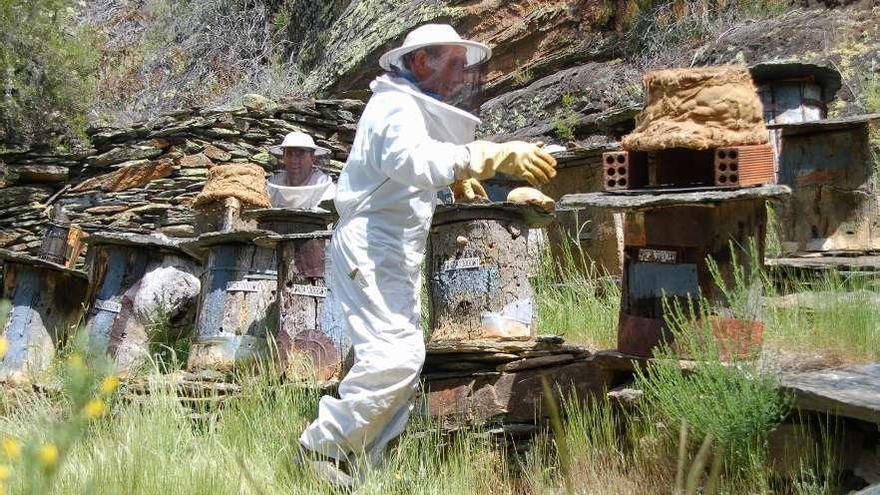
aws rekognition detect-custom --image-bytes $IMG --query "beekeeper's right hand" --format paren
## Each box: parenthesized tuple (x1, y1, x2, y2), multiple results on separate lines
(462, 141, 557, 186)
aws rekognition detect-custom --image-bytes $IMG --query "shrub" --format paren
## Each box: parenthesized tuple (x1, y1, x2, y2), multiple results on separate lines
(634, 246, 792, 470)
(0, 0, 99, 145)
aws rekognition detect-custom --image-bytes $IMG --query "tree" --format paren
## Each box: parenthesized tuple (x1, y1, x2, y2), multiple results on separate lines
(0, 0, 98, 146)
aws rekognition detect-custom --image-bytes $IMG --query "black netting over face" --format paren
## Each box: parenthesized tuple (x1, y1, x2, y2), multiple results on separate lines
(396, 45, 487, 114)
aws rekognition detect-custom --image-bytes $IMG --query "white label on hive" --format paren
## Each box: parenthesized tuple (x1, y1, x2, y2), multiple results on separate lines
(94, 300, 122, 313)
(638, 248, 677, 264)
(226, 280, 262, 293)
(290, 284, 328, 298)
(442, 257, 481, 272)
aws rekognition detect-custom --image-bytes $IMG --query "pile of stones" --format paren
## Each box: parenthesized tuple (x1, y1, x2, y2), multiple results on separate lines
(0, 95, 363, 256)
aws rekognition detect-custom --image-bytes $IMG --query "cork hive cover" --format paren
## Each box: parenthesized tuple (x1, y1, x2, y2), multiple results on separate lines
(193, 163, 271, 209)
(622, 66, 769, 152)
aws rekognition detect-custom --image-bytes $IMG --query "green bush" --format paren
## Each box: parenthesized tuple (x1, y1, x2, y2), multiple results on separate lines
(0, 0, 98, 145)
(634, 247, 792, 470)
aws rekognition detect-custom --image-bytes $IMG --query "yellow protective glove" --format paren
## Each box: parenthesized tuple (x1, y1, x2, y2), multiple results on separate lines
(507, 187, 555, 212)
(464, 141, 557, 186)
(451, 178, 489, 203)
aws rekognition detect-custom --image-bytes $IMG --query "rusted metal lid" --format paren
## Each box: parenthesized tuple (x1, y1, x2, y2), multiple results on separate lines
(0, 248, 88, 280)
(432, 202, 553, 228)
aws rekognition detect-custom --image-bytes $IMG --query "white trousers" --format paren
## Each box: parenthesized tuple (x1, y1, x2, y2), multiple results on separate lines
(299, 231, 426, 464)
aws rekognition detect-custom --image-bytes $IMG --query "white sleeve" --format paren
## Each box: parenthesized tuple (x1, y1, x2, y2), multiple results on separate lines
(375, 99, 470, 190)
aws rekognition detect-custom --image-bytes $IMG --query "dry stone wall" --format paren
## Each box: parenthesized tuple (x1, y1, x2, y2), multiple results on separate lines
(0, 96, 363, 255)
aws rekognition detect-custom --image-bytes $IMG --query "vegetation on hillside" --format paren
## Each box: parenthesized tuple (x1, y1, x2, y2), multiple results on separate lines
(0, 0, 99, 146)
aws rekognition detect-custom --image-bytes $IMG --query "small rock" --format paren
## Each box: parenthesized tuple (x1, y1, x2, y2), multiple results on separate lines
(250, 152, 272, 166)
(202, 145, 231, 162)
(178, 153, 214, 169)
(241, 94, 277, 114)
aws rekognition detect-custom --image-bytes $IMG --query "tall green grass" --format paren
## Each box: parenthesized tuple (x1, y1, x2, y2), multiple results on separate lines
(764, 270, 880, 363)
(533, 226, 620, 348)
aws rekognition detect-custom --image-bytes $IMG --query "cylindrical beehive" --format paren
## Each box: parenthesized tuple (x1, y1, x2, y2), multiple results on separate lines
(427, 204, 552, 341)
(83, 232, 201, 371)
(0, 250, 88, 383)
(269, 231, 350, 381)
(183, 231, 278, 371)
(183, 210, 334, 371)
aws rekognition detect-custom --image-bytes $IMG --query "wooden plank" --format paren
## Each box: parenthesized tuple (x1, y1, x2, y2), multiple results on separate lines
(766, 255, 880, 271)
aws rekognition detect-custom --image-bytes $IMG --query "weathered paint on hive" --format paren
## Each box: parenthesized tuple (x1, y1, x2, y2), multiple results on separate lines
(428, 205, 540, 341)
(188, 242, 278, 370)
(276, 233, 351, 381)
(0, 260, 88, 383)
(775, 121, 880, 252)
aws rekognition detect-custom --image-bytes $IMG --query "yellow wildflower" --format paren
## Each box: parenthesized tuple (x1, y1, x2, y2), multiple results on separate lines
(0, 337, 7, 359)
(1, 439, 20, 459)
(99, 375, 120, 395)
(66, 353, 85, 371)
(38, 444, 58, 469)
(0, 464, 9, 481)
(82, 399, 107, 419)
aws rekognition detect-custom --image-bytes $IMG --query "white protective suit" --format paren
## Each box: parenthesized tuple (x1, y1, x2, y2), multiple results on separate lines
(299, 74, 478, 462)
(266, 170, 336, 209)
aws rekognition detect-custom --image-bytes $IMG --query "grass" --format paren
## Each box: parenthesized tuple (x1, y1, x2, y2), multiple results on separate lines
(0, 235, 875, 493)
(622, 0, 795, 67)
(534, 225, 620, 349)
(763, 270, 880, 363)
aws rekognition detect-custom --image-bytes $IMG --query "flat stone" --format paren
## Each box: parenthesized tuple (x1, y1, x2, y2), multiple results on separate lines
(202, 145, 231, 162)
(560, 185, 792, 211)
(0, 186, 52, 207)
(177, 168, 209, 177)
(607, 386, 643, 405)
(424, 359, 617, 423)
(178, 153, 214, 168)
(198, 127, 241, 138)
(84, 205, 130, 215)
(71, 158, 174, 193)
(250, 152, 272, 165)
(780, 365, 880, 424)
(497, 354, 576, 372)
(87, 145, 164, 167)
(11, 164, 69, 183)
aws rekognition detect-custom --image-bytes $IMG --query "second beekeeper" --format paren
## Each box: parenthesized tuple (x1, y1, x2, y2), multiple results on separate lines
(267, 131, 337, 209)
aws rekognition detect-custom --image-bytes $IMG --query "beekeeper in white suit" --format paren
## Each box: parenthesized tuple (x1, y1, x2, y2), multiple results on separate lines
(298, 24, 556, 484)
(267, 131, 336, 209)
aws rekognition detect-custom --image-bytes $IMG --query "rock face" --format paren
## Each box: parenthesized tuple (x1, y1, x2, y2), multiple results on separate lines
(0, 97, 361, 258)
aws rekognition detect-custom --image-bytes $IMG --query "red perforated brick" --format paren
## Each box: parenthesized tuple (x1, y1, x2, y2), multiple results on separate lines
(714, 144, 775, 187)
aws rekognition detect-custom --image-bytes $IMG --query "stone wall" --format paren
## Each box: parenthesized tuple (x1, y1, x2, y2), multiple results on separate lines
(0, 95, 363, 255)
